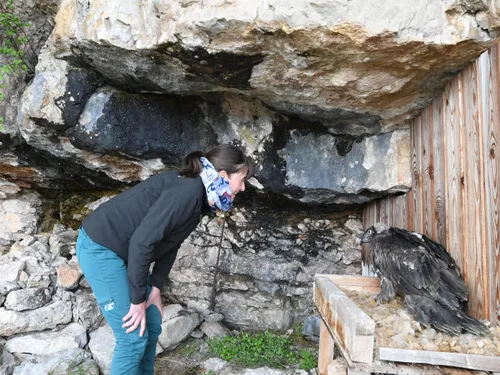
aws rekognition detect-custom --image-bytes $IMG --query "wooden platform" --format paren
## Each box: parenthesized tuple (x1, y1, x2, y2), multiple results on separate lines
(314, 275, 500, 374)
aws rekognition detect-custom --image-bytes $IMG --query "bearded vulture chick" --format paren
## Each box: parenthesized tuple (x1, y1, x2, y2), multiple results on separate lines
(358, 223, 488, 336)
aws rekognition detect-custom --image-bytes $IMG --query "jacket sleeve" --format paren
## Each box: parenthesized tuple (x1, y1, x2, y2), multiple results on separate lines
(127, 185, 198, 304)
(149, 246, 180, 290)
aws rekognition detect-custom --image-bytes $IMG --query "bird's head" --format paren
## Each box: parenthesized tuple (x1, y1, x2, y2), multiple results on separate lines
(356, 222, 388, 244)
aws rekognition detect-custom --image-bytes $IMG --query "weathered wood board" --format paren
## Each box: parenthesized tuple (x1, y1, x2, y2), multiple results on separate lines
(314, 276, 376, 364)
(378, 347, 500, 373)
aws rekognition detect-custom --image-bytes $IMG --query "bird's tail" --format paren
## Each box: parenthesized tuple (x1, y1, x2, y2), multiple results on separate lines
(459, 311, 490, 336)
(405, 294, 489, 336)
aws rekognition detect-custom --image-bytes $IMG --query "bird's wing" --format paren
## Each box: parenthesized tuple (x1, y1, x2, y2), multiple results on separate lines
(372, 230, 440, 295)
(373, 228, 468, 309)
(390, 228, 468, 304)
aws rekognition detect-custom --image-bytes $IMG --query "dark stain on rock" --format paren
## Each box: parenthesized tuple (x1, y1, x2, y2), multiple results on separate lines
(266, 101, 382, 136)
(161, 44, 264, 89)
(334, 136, 359, 156)
(69, 89, 219, 162)
(256, 117, 290, 191)
(57, 67, 104, 127)
(29, 117, 63, 131)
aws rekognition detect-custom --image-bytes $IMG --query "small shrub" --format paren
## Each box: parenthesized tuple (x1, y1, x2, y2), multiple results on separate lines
(0, 0, 36, 130)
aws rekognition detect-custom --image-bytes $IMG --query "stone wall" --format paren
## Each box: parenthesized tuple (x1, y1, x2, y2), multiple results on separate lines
(0, 189, 362, 374)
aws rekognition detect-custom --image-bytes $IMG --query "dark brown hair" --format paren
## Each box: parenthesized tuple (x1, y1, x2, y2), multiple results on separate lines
(179, 144, 253, 178)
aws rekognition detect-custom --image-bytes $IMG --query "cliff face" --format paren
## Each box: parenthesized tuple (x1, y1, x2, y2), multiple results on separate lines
(3, 1, 500, 203)
(4, 1, 500, 203)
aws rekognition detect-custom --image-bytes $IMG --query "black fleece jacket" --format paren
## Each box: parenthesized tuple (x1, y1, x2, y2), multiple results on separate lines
(82, 171, 209, 304)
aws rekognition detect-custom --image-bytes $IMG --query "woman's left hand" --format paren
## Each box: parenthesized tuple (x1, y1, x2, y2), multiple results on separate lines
(146, 286, 164, 320)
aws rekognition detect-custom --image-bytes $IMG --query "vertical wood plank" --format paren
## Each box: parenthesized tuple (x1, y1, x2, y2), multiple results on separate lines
(411, 117, 423, 233)
(400, 193, 409, 230)
(432, 93, 447, 245)
(421, 104, 435, 239)
(362, 202, 377, 276)
(462, 59, 487, 319)
(484, 45, 500, 323)
(387, 196, 392, 227)
(406, 189, 414, 231)
(444, 78, 465, 274)
(392, 195, 402, 229)
(379, 197, 388, 225)
(319, 320, 335, 375)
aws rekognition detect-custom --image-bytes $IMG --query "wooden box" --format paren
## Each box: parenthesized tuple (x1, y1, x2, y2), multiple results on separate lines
(314, 275, 500, 373)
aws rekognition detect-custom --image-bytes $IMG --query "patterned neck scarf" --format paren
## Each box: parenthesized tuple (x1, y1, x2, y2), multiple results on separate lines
(199, 157, 233, 212)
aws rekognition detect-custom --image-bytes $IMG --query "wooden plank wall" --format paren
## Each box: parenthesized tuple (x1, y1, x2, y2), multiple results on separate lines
(363, 44, 500, 323)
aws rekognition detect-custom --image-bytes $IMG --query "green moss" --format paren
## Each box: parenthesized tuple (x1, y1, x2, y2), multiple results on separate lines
(39, 189, 122, 232)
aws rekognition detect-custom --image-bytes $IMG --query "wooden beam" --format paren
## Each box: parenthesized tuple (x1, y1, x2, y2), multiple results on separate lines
(378, 347, 500, 372)
(314, 276, 375, 364)
(318, 319, 335, 375)
(315, 274, 380, 294)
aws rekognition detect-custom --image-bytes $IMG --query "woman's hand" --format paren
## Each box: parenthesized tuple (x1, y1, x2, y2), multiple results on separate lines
(145, 286, 164, 320)
(122, 302, 147, 336)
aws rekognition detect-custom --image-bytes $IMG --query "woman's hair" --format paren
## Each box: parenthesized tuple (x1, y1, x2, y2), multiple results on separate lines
(179, 144, 253, 178)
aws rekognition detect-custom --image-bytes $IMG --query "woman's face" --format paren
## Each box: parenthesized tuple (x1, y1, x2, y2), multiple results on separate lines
(220, 169, 247, 199)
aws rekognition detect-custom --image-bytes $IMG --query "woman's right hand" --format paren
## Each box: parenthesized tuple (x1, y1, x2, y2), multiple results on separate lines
(122, 302, 147, 336)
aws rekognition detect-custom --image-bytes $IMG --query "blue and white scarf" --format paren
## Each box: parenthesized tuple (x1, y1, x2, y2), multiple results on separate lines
(200, 157, 233, 212)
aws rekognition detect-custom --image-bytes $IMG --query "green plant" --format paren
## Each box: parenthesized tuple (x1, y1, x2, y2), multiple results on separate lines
(298, 348, 317, 371)
(208, 330, 301, 369)
(0, 0, 36, 130)
(201, 371, 216, 375)
(48, 352, 96, 375)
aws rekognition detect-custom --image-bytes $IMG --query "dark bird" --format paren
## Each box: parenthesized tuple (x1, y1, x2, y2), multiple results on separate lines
(358, 223, 489, 336)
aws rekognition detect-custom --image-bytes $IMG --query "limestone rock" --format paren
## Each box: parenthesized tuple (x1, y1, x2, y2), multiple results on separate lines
(0, 260, 24, 295)
(52, 0, 500, 127)
(5, 323, 87, 355)
(0, 349, 17, 375)
(73, 289, 103, 331)
(0, 179, 21, 200)
(49, 227, 78, 257)
(0, 192, 42, 235)
(11, 348, 98, 375)
(162, 304, 184, 322)
(4, 288, 51, 311)
(0, 301, 73, 337)
(200, 358, 229, 373)
(158, 310, 201, 350)
(200, 322, 231, 339)
(56, 262, 82, 290)
(89, 325, 114, 375)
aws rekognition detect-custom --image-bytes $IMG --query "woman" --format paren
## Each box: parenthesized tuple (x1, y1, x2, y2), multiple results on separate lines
(76, 144, 251, 375)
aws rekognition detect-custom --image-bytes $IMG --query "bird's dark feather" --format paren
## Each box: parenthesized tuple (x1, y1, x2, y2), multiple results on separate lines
(362, 225, 488, 336)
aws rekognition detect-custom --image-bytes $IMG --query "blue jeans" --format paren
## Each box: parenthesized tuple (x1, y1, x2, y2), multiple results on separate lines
(76, 228, 162, 375)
